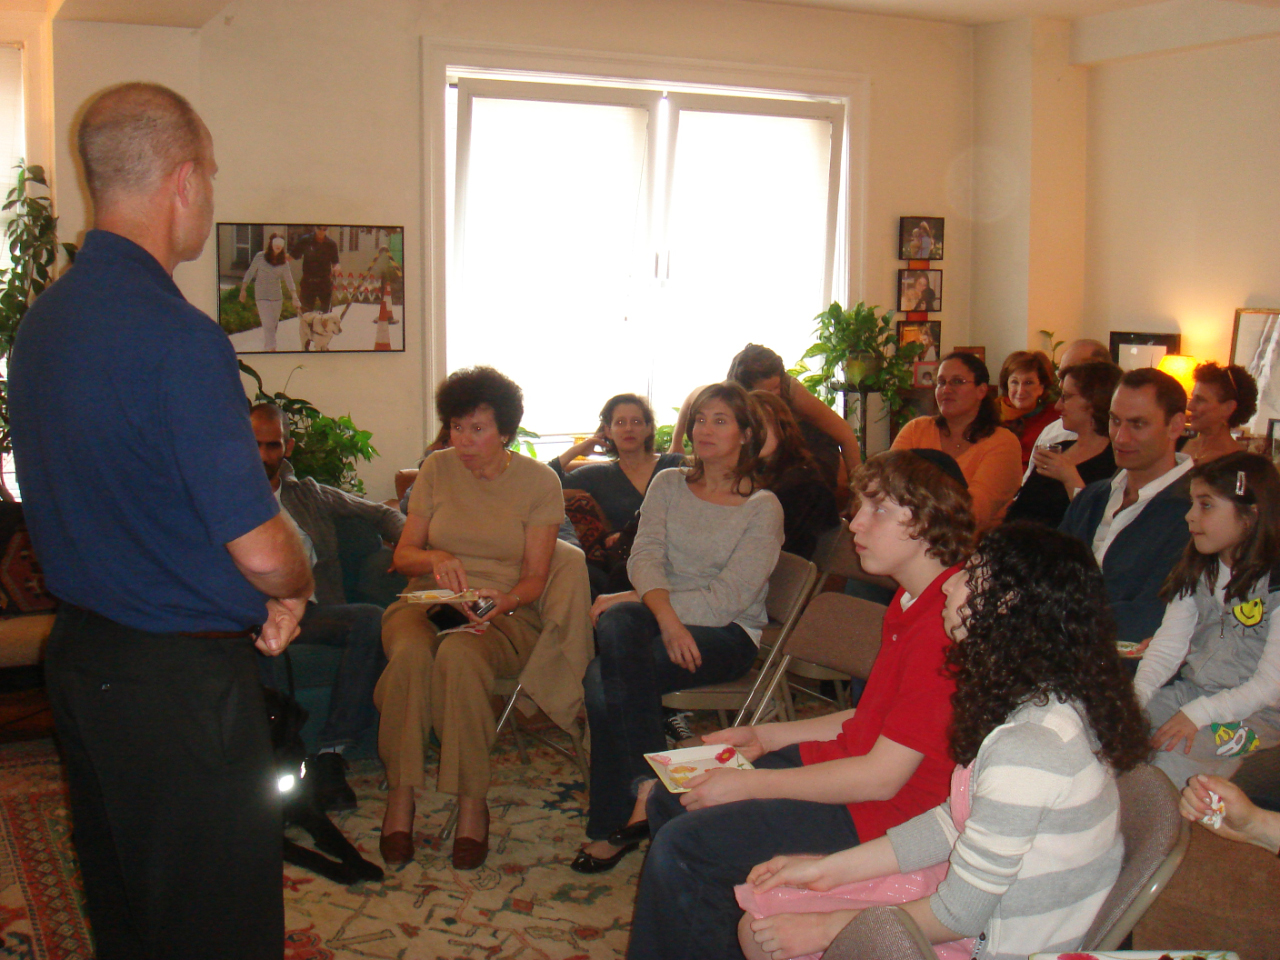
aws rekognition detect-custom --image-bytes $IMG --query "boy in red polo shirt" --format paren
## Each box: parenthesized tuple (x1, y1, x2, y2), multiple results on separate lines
(626, 449, 974, 960)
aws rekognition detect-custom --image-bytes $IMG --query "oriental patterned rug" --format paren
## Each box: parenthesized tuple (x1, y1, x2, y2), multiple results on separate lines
(0, 735, 640, 960)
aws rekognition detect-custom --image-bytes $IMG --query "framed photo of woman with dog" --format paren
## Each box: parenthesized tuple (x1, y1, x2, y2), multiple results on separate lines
(216, 222, 405, 353)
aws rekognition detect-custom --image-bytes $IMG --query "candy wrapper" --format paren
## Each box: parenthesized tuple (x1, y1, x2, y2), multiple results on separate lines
(1200, 789, 1226, 830)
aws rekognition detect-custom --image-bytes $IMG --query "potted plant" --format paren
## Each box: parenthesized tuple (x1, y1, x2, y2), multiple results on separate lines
(0, 162, 78, 500)
(790, 301, 923, 447)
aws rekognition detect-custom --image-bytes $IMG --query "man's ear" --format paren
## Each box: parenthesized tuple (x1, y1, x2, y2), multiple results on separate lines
(1168, 409, 1187, 440)
(285, 437, 296, 458)
(172, 159, 197, 207)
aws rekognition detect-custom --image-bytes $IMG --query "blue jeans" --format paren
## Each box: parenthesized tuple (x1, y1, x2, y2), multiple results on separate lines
(628, 746, 860, 960)
(264, 602, 386, 750)
(584, 602, 758, 840)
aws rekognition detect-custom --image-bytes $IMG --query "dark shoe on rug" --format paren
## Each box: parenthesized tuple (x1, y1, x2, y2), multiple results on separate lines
(308, 752, 358, 812)
(379, 830, 414, 866)
(605, 820, 649, 847)
(663, 710, 694, 748)
(451, 834, 489, 870)
(570, 840, 640, 874)
(451, 805, 490, 870)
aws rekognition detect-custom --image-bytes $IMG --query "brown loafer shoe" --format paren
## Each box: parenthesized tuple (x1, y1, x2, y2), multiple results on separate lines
(379, 830, 414, 866)
(451, 833, 489, 869)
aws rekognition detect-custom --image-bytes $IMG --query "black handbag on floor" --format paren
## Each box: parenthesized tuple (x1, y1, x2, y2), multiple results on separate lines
(265, 652, 383, 885)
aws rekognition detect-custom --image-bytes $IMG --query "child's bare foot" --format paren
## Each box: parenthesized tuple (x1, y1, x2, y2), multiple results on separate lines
(748, 910, 859, 960)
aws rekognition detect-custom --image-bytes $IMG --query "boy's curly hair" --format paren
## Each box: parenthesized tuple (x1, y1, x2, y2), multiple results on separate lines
(946, 522, 1150, 772)
(851, 451, 974, 567)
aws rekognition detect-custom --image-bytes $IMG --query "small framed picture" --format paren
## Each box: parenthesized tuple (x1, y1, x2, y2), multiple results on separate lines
(1108, 332, 1181, 372)
(913, 361, 939, 389)
(898, 217, 944, 260)
(898, 270, 942, 313)
(897, 320, 941, 362)
(953, 345, 985, 364)
(1232, 308, 1280, 434)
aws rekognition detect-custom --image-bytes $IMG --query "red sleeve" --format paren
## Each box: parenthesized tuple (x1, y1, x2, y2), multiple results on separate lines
(877, 623, 955, 761)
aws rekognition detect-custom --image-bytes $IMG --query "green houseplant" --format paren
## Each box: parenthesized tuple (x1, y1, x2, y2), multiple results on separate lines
(0, 162, 78, 500)
(790, 301, 923, 446)
(239, 362, 378, 495)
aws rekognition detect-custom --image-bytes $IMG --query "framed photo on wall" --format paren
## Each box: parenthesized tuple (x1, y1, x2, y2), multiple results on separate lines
(216, 222, 406, 354)
(897, 319, 941, 362)
(953, 345, 985, 364)
(1232, 307, 1280, 434)
(912, 361, 939, 388)
(898, 217, 944, 260)
(1108, 332, 1182, 372)
(1266, 418, 1280, 462)
(898, 270, 942, 313)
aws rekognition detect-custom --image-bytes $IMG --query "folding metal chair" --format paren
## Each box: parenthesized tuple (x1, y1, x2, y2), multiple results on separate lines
(661, 552, 818, 728)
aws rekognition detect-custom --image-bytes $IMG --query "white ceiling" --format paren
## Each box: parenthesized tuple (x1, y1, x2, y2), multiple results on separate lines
(35, 0, 1280, 29)
(754, 0, 1279, 26)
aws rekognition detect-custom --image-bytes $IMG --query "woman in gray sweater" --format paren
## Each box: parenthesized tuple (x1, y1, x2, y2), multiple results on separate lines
(239, 232, 299, 351)
(573, 383, 784, 873)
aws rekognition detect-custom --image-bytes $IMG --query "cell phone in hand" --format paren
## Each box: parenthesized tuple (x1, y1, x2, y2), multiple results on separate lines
(471, 597, 496, 619)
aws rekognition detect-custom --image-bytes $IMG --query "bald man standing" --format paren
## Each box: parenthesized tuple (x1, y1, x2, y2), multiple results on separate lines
(10, 84, 311, 959)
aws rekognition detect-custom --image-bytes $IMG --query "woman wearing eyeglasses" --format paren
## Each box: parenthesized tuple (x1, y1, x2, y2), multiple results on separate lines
(892, 352, 1022, 530)
(1181, 362, 1257, 464)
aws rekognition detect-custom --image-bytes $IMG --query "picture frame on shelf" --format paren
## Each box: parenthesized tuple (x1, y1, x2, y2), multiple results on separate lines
(1109, 332, 1182, 372)
(897, 319, 941, 362)
(216, 222, 406, 354)
(912, 361, 939, 389)
(952, 345, 985, 364)
(898, 217, 944, 260)
(898, 269, 942, 313)
(1231, 307, 1280, 435)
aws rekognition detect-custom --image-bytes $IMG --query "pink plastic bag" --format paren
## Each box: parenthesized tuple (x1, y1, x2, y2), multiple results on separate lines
(735, 764, 977, 960)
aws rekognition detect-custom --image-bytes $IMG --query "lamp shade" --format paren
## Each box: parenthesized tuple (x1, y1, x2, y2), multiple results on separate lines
(1157, 354, 1199, 395)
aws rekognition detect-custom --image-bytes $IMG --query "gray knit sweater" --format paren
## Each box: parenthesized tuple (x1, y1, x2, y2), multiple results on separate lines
(626, 468, 783, 642)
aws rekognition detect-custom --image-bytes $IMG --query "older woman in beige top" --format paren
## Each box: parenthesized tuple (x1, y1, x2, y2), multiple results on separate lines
(375, 366, 590, 870)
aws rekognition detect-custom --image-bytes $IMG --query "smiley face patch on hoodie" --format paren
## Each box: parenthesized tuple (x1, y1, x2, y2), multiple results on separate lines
(1233, 598, 1264, 627)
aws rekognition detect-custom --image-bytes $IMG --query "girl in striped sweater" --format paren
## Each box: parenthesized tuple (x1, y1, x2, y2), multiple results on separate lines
(737, 523, 1151, 960)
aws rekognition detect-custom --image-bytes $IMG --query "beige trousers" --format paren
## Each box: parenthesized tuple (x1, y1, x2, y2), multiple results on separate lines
(375, 603, 541, 797)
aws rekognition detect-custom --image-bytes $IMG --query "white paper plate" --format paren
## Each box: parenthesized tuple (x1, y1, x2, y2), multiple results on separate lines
(644, 744, 754, 793)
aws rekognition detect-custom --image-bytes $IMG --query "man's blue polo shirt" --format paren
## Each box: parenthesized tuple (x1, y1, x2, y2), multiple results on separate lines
(10, 230, 279, 633)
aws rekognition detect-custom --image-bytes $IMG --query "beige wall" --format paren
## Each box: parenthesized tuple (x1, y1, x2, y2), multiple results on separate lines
(1083, 34, 1280, 367)
(48, 0, 975, 496)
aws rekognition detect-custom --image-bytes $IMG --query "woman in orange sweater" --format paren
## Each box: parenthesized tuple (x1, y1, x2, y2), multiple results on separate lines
(892, 352, 1022, 529)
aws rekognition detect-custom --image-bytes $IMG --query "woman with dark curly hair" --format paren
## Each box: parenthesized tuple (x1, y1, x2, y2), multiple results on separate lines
(1181, 361, 1258, 464)
(751, 391, 840, 560)
(375, 366, 592, 870)
(892, 351, 1023, 530)
(738, 523, 1149, 960)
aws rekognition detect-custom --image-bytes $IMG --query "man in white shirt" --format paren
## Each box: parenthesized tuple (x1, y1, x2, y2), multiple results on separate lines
(1060, 367, 1193, 649)
(1023, 338, 1114, 482)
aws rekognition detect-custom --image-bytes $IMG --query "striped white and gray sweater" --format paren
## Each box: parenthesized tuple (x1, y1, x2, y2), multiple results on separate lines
(887, 698, 1122, 960)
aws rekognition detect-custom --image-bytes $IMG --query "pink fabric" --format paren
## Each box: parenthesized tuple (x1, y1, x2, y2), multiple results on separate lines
(735, 764, 978, 960)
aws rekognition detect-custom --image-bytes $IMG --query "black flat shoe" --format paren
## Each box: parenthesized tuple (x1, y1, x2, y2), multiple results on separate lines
(570, 841, 640, 874)
(606, 820, 650, 846)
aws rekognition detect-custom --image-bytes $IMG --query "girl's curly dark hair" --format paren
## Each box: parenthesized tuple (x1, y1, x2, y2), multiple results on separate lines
(947, 522, 1150, 773)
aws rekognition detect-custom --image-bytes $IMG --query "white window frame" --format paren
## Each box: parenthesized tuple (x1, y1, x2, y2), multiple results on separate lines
(422, 40, 870, 446)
